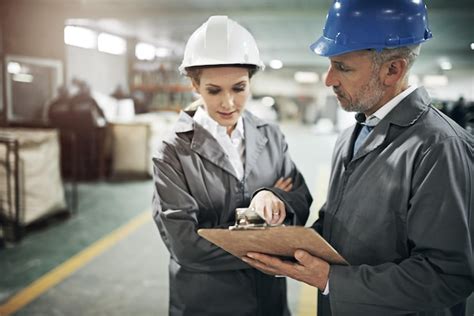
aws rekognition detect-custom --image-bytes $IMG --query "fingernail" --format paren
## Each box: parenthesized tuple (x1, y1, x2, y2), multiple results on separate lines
(247, 253, 255, 259)
(242, 257, 249, 263)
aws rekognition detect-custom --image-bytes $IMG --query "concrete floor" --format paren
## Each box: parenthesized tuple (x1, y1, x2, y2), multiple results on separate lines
(13, 219, 169, 316)
(1, 121, 472, 315)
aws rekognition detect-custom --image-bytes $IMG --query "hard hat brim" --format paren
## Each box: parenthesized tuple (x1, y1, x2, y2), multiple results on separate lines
(309, 36, 368, 57)
(179, 62, 264, 76)
(310, 34, 431, 57)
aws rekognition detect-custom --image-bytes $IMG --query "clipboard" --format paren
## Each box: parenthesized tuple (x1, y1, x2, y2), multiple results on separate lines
(198, 226, 348, 265)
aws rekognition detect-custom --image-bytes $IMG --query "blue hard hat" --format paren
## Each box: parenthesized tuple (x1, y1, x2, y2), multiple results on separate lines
(310, 0, 433, 57)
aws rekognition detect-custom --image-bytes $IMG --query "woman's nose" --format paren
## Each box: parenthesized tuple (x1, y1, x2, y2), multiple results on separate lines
(221, 93, 234, 109)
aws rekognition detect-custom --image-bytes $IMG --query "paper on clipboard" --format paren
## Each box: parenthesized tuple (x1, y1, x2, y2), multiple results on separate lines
(198, 226, 348, 265)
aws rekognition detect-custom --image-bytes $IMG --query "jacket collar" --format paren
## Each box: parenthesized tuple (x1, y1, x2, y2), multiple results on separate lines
(382, 86, 431, 127)
(174, 110, 269, 180)
(174, 110, 195, 134)
(348, 87, 431, 162)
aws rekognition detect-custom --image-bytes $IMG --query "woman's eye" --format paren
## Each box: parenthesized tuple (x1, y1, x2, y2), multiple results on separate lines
(207, 89, 220, 95)
(233, 86, 246, 93)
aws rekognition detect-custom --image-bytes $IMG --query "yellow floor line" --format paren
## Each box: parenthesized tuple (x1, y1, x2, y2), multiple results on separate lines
(0, 210, 152, 316)
(298, 165, 331, 316)
(304, 165, 331, 227)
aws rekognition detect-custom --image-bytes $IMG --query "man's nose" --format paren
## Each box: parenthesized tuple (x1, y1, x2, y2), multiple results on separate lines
(325, 66, 338, 87)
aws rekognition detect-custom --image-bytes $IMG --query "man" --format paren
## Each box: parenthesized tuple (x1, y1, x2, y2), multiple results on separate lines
(242, 1, 474, 315)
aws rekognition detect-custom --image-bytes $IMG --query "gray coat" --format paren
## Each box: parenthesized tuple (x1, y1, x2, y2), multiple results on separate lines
(152, 110, 311, 316)
(310, 87, 473, 315)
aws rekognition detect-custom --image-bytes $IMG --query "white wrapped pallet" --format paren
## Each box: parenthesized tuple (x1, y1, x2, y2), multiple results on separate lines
(0, 128, 67, 225)
(110, 112, 179, 177)
(110, 122, 150, 177)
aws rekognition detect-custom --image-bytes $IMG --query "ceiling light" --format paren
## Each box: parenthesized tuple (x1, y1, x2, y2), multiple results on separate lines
(64, 26, 97, 49)
(7, 62, 21, 74)
(12, 73, 34, 83)
(98, 33, 126, 55)
(471, 43, 474, 50)
(156, 47, 171, 58)
(136, 42, 155, 61)
(438, 58, 452, 71)
(423, 75, 448, 87)
(294, 71, 319, 84)
(269, 59, 283, 70)
(439, 62, 452, 71)
(261, 96, 275, 107)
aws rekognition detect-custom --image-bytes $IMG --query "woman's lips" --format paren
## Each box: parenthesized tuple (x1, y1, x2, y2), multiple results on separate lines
(217, 111, 236, 118)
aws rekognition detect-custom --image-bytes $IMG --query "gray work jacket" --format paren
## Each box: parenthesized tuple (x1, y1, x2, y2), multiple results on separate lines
(310, 87, 473, 315)
(152, 110, 311, 316)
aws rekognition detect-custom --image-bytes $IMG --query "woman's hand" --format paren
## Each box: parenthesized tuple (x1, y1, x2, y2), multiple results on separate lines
(249, 190, 286, 225)
(274, 177, 293, 192)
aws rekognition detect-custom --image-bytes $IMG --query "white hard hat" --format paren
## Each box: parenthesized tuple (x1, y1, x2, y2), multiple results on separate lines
(179, 16, 265, 75)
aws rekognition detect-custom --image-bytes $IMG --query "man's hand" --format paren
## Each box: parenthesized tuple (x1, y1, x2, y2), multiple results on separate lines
(242, 250, 330, 291)
(249, 190, 286, 225)
(274, 177, 293, 192)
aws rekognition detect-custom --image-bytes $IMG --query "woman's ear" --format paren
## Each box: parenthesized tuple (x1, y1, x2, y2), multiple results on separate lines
(191, 79, 200, 93)
(382, 59, 408, 87)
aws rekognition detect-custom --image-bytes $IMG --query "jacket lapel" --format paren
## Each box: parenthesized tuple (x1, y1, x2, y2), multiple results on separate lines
(352, 121, 390, 160)
(175, 111, 238, 178)
(243, 111, 268, 179)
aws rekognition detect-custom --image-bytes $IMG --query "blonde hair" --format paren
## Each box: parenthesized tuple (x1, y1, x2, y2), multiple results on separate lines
(185, 65, 258, 85)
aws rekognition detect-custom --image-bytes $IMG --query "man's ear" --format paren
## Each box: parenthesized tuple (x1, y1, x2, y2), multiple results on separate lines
(382, 59, 408, 87)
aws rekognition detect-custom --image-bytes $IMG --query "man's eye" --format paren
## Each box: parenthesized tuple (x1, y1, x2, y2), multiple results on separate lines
(336, 64, 349, 72)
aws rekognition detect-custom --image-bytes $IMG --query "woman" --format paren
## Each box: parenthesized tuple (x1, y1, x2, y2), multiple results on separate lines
(152, 16, 312, 316)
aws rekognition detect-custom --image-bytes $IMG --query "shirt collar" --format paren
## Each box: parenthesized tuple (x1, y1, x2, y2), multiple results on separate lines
(193, 106, 245, 140)
(366, 85, 418, 126)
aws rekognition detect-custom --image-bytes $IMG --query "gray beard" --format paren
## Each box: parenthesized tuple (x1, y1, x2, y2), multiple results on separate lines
(344, 76, 385, 113)
(344, 69, 384, 113)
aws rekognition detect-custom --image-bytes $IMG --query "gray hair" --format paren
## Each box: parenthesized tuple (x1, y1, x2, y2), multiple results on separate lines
(371, 45, 420, 83)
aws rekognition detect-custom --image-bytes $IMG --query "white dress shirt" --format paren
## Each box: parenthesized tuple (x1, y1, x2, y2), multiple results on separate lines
(366, 85, 418, 125)
(193, 107, 245, 180)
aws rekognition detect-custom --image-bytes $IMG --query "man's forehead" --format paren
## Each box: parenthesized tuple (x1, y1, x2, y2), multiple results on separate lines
(329, 50, 372, 63)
